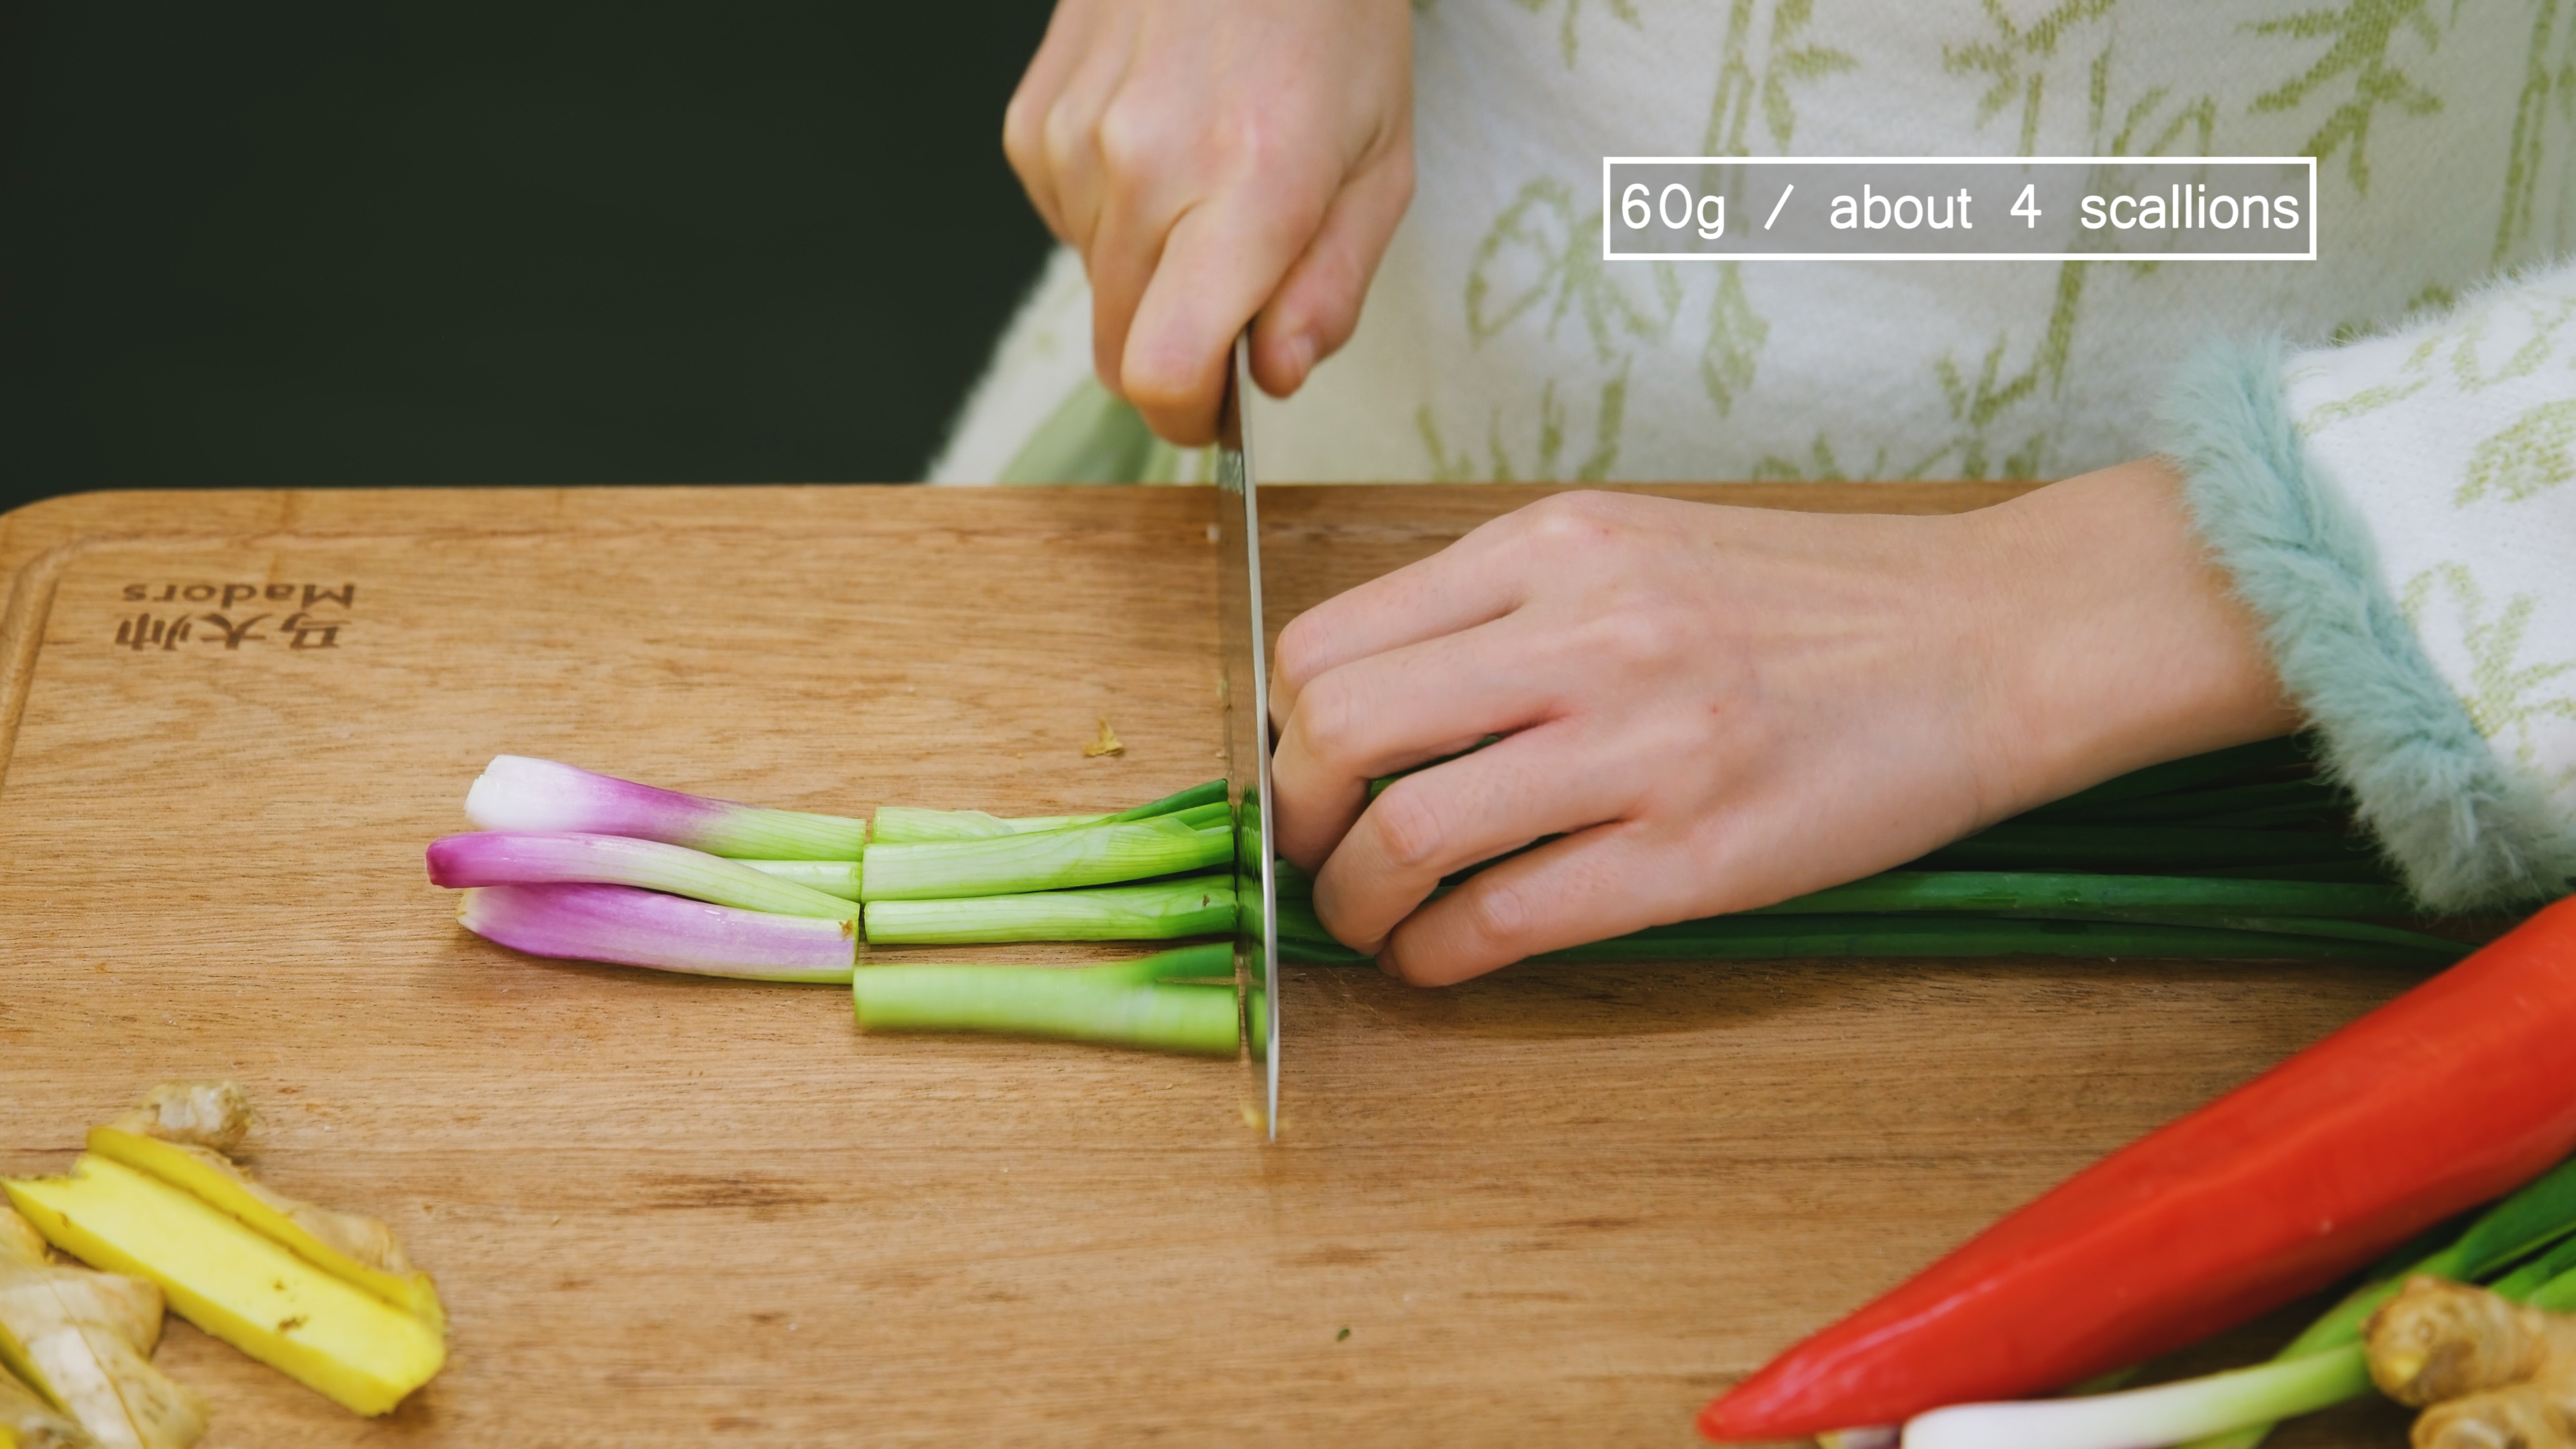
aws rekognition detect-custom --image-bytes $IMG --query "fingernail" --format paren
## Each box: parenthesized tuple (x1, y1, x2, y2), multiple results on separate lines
(1289, 333, 1318, 384)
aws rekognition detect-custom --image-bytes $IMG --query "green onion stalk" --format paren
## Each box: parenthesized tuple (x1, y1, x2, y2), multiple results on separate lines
(464, 754, 871, 859)
(1273, 867, 2471, 969)
(869, 780, 1226, 843)
(428, 830, 859, 920)
(859, 805, 1230, 900)
(863, 874, 1236, 945)
(1270, 729, 2466, 968)
(853, 943, 1238, 1054)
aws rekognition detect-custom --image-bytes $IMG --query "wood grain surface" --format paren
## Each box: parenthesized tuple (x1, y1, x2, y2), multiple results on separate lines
(0, 483, 2414, 1447)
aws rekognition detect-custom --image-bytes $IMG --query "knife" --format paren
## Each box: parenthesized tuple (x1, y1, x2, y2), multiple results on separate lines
(1214, 333, 1281, 1139)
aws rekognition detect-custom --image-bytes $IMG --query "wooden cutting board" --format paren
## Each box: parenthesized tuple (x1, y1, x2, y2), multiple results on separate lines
(0, 483, 2416, 1448)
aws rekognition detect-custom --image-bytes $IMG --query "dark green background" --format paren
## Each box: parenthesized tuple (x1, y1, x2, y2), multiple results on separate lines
(0, 1, 1061, 515)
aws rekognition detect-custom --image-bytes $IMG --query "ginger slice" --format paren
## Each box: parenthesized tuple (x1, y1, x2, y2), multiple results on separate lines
(106, 1081, 411, 1275)
(5, 1159, 441, 1419)
(81, 1133, 436, 1326)
(0, 1208, 202, 1449)
(3, 1085, 444, 1419)
(2367, 1276, 2576, 1448)
(89, 1081, 433, 1319)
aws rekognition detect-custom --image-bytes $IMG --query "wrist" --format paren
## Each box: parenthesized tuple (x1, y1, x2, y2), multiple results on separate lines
(1962, 457, 2300, 817)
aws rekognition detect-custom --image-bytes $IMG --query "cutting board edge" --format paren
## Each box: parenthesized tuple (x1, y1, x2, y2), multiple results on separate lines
(0, 478, 2040, 793)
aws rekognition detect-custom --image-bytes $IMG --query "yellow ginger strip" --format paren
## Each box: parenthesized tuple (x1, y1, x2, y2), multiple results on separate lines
(101, 1080, 432, 1295)
(83, 1131, 441, 1331)
(0, 1208, 199, 1449)
(4, 1158, 442, 1417)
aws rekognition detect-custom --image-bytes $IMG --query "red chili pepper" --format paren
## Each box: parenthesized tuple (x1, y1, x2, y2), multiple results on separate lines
(1699, 894, 2576, 1442)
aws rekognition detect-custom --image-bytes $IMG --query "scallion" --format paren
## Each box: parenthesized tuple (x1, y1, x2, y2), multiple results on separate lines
(427, 831, 857, 920)
(735, 859, 863, 900)
(867, 779, 1226, 843)
(867, 806, 1107, 843)
(1898, 1345, 2371, 1449)
(853, 945, 1239, 1053)
(465, 755, 867, 860)
(861, 875, 1236, 945)
(859, 816, 1231, 902)
(456, 883, 856, 983)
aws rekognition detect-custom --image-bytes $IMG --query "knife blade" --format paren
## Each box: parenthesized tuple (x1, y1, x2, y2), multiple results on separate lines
(1214, 333, 1281, 1139)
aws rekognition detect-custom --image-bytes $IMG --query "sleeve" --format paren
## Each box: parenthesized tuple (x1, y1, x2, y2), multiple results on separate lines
(2155, 260, 2576, 912)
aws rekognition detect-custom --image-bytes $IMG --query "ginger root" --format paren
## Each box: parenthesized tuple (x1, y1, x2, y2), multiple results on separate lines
(3, 1083, 445, 1421)
(94, 1083, 423, 1293)
(104, 1086, 252, 1157)
(2366, 1275, 2576, 1448)
(0, 1207, 204, 1449)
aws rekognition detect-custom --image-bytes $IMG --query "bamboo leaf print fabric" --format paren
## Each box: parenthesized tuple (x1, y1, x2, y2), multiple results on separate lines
(928, 0, 2576, 884)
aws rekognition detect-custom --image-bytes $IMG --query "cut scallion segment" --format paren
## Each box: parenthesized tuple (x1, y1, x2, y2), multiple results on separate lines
(868, 806, 1107, 843)
(1095, 779, 1228, 823)
(1073, 941, 1236, 984)
(427, 831, 857, 920)
(735, 859, 863, 900)
(860, 817, 1232, 901)
(458, 883, 856, 983)
(862, 875, 1236, 945)
(464, 755, 867, 860)
(868, 780, 1228, 843)
(853, 965, 1237, 1055)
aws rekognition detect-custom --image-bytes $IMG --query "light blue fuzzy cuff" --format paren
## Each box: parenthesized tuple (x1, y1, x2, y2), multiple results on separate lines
(2155, 339, 2576, 912)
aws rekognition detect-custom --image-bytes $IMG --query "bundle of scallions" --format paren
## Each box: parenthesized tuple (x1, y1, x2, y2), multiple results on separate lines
(425, 735, 2481, 1055)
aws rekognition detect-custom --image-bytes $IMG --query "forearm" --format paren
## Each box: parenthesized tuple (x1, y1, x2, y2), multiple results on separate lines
(1969, 456, 2301, 821)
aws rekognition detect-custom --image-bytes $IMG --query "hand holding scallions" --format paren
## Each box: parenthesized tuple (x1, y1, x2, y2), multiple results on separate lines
(1267, 461, 2301, 986)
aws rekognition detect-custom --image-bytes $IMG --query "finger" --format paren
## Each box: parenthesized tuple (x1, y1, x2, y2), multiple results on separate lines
(1118, 166, 1333, 444)
(1379, 822, 1693, 987)
(1040, 36, 1144, 258)
(1271, 615, 1570, 869)
(1086, 184, 1175, 393)
(1270, 501, 1580, 728)
(1085, 56, 1241, 394)
(1269, 557, 1517, 733)
(1250, 136, 1415, 397)
(1000, 3, 1095, 238)
(1306, 722, 1636, 955)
